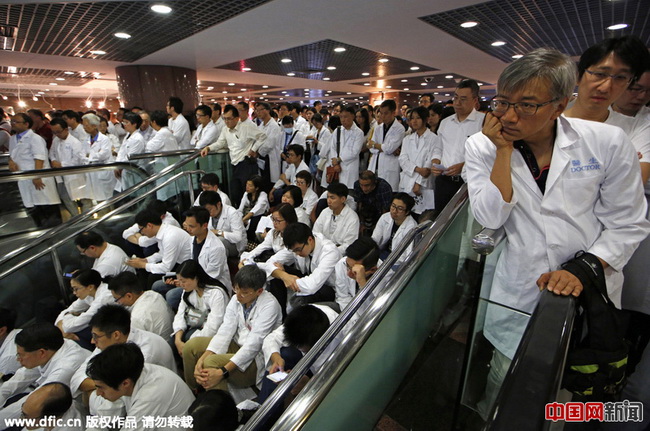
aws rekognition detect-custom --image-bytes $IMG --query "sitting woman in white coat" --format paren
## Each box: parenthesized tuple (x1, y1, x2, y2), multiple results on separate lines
(55, 269, 114, 350)
(372, 193, 418, 260)
(172, 260, 230, 357)
(238, 175, 270, 241)
(281, 185, 311, 226)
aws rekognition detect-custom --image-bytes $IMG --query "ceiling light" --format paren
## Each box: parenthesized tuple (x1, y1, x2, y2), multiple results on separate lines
(327, 66, 336, 70)
(114, 32, 131, 39)
(323, 77, 330, 81)
(55, 77, 65, 81)
(8, 66, 17, 73)
(512, 54, 523, 59)
(607, 23, 628, 30)
(420, 83, 427, 86)
(334, 47, 346, 53)
(386, 86, 392, 89)
(304, 88, 309, 91)
(206, 86, 214, 90)
(151, 4, 172, 14)
(364, 83, 370, 86)
(362, 72, 370, 76)
(90, 50, 106, 55)
(228, 83, 235, 86)
(359, 96, 363, 99)
(401, 79, 408, 82)
(281, 58, 292, 63)
(433, 92, 439, 95)
(262, 85, 268, 88)
(445, 93, 450, 96)
(49, 83, 58, 86)
(240, 89, 247, 92)
(445, 75, 454, 79)
(64, 71, 74, 75)
(18, 100, 26, 107)
(262, 93, 267, 96)
(410, 66, 420, 71)
(346, 92, 352, 95)
(327, 90, 332, 93)
(460, 21, 478, 28)
(491, 41, 506, 46)
(378, 58, 389, 63)
(1, 95, 7, 100)
(44, 89, 49, 92)
(287, 73, 295, 76)
(38, 91, 44, 94)
(237, 96, 242, 99)
(437, 85, 443, 88)
(477, 83, 484, 86)
(242, 67, 251, 72)
(282, 91, 287, 94)
(222, 91, 228, 94)
(280, 97, 284, 100)
(32, 96, 38, 101)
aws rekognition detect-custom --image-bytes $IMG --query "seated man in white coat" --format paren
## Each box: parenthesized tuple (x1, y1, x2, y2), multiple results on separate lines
(184, 265, 282, 392)
(463, 48, 650, 418)
(193, 173, 232, 208)
(199, 191, 246, 257)
(270, 145, 309, 204)
(333, 237, 380, 312)
(122, 199, 181, 257)
(75, 231, 134, 278)
(191, 105, 219, 150)
(109, 272, 173, 339)
(0, 308, 21, 382)
(372, 193, 418, 261)
(86, 343, 194, 431)
(18, 383, 84, 431)
(313, 183, 360, 254)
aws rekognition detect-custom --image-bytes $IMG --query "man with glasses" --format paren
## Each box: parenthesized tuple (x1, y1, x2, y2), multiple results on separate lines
(372, 193, 417, 261)
(200, 104, 267, 207)
(613, 71, 650, 120)
(313, 182, 360, 254)
(333, 237, 380, 312)
(431, 79, 485, 213)
(74, 231, 134, 278)
(270, 144, 309, 203)
(13, 383, 83, 431)
(255, 101, 283, 187)
(464, 48, 650, 418)
(191, 105, 218, 150)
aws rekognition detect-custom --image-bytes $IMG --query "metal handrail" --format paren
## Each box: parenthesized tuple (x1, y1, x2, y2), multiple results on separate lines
(0, 162, 148, 182)
(0, 169, 204, 280)
(245, 185, 470, 430)
(472, 227, 506, 255)
(0, 150, 202, 266)
(129, 149, 197, 160)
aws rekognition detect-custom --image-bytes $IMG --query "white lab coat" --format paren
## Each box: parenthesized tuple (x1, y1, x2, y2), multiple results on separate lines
(145, 127, 179, 153)
(238, 191, 270, 225)
(320, 124, 365, 188)
(399, 129, 438, 212)
(207, 204, 247, 254)
(168, 114, 192, 149)
(258, 119, 283, 182)
(293, 233, 342, 296)
(207, 291, 283, 385)
(9, 130, 61, 207)
(122, 212, 181, 249)
(55, 283, 114, 333)
(370, 120, 406, 190)
(313, 205, 360, 254)
(372, 212, 417, 253)
(92, 243, 135, 277)
(139, 126, 156, 143)
(0, 329, 21, 376)
(85, 132, 116, 201)
(70, 123, 89, 144)
(301, 187, 319, 217)
(188, 230, 232, 291)
(172, 286, 229, 338)
(194, 189, 232, 208)
(464, 116, 650, 359)
(145, 223, 192, 274)
(274, 160, 309, 190)
(240, 229, 295, 278)
(130, 290, 174, 339)
(49, 133, 90, 200)
(114, 132, 145, 192)
(191, 120, 219, 149)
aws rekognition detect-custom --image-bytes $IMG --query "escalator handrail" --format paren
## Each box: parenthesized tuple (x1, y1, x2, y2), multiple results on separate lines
(0, 149, 202, 266)
(472, 227, 506, 255)
(0, 162, 149, 182)
(245, 185, 470, 430)
(128, 148, 217, 160)
(0, 169, 204, 279)
(485, 290, 577, 430)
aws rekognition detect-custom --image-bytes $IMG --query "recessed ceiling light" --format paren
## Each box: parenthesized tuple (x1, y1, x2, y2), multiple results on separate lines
(287, 73, 295, 76)
(55, 77, 65, 81)
(607, 23, 628, 30)
(49, 83, 58, 86)
(281, 58, 292, 63)
(445, 75, 454, 79)
(240, 89, 247, 91)
(401, 79, 408, 82)
(1, 95, 8, 100)
(262, 85, 268, 89)
(242, 67, 251, 72)
(346, 92, 352, 95)
(477, 83, 484, 86)
(410, 66, 420, 71)
(262, 93, 267, 96)
(327, 66, 336, 70)
(228, 83, 235, 86)
(38, 91, 44, 94)
(420, 83, 427, 86)
(404, 88, 409, 91)
(460, 21, 478, 28)
(222, 91, 228, 94)
(280, 97, 284, 100)
(206, 86, 214, 90)
(491, 41, 506, 46)
(282, 91, 287, 94)
(445, 93, 450, 96)
(364, 83, 370, 86)
(64, 71, 74, 75)
(8, 66, 17, 73)
(327, 90, 332, 93)
(114, 32, 131, 39)
(151, 4, 172, 14)
(323, 77, 330, 81)
(361, 72, 370, 76)
(386, 86, 392, 89)
(378, 58, 389, 63)
(304, 88, 309, 91)
(437, 85, 443, 88)
(512, 54, 523, 59)
(359, 96, 363, 99)
(334, 47, 346, 53)
(90, 50, 106, 55)
(433, 92, 439, 95)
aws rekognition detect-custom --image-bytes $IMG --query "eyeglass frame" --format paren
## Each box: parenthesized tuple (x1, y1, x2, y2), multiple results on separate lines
(490, 97, 559, 117)
(584, 69, 633, 86)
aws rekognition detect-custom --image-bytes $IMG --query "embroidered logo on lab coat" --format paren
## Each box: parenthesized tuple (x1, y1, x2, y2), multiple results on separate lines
(570, 157, 600, 173)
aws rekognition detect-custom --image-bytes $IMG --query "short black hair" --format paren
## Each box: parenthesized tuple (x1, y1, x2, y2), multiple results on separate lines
(223, 104, 239, 118)
(50, 118, 68, 130)
(283, 185, 303, 207)
(410, 106, 429, 121)
(184, 206, 210, 226)
(283, 222, 313, 249)
(123, 112, 143, 128)
(291, 102, 302, 113)
(419, 93, 435, 102)
(86, 343, 144, 390)
(341, 105, 356, 116)
(328, 115, 341, 130)
(380, 99, 397, 111)
(237, 101, 249, 112)
(15, 113, 33, 128)
(62, 110, 81, 122)
(72, 269, 103, 288)
(27, 109, 45, 120)
(90, 304, 131, 336)
(358, 170, 377, 183)
(346, 237, 380, 269)
(577, 35, 650, 81)
(74, 231, 105, 248)
(457, 79, 480, 98)
(200, 173, 220, 187)
(327, 182, 348, 198)
(148, 200, 168, 219)
(15, 323, 63, 352)
(135, 209, 163, 227)
(150, 110, 168, 128)
(198, 190, 221, 207)
(428, 103, 444, 116)
(311, 113, 323, 124)
(212, 103, 222, 113)
(256, 101, 271, 112)
(281, 115, 294, 126)
(195, 104, 212, 118)
(284, 305, 330, 349)
(393, 192, 416, 213)
(0, 307, 17, 332)
(168, 97, 183, 114)
(39, 383, 73, 419)
(189, 390, 238, 431)
(295, 170, 312, 186)
(233, 264, 266, 291)
(108, 272, 143, 296)
(287, 144, 304, 158)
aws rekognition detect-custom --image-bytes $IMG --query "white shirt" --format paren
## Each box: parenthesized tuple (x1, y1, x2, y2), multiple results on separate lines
(114, 132, 146, 192)
(93, 243, 135, 277)
(168, 114, 191, 149)
(207, 291, 282, 384)
(321, 125, 365, 188)
(55, 283, 114, 333)
(194, 189, 232, 208)
(213, 116, 226, 140)
(258, 119, 283, 182)
(605, 108, 650, 191)
(145, 127, 179, 153)
(241, 229, 295, 278)
(369, 119, 406, 190)
(313, 205, 360, 254)
(292, 233, 342, 296)
(188, 230, 232, 291)
(207, 204, 247, 253)
(432, 109, 485, 168)
(49, 133, 90, 200)
(372, 212, 417, 253)
(301, 188, 319, 217)
(139, 126, 156, 143)
(238, 191, 270, 219)
(130, 290, 174, 339)
(191, 120, 219, 149)
(85, 132, 116, 201)
(207, 120, 267, 165)
(0, 329, 21, 375)
(465, 116, 650, 358)
(399, 128, 439, 192)
(145, 223, 192, 274)
(122, 364, 195, 431)
(70, 123, 89, 144)
(274, 160, 309, 190)
(122, 212, 181, 248)
(172, 287, 229, 338)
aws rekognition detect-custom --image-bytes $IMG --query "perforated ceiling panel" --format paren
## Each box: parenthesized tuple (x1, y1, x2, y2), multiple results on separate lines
(197, 81, 278, 96)
(0, 67, 99, 86)
(419, 0, 650, 63)
(0, 0, 273, 62)
(215, 39, 437, 81)
(349, 73, 482, 90)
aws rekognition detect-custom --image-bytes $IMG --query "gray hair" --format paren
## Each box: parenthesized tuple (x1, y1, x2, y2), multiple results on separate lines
(497, 48, 577, 101)
(81, 113, 100, 127)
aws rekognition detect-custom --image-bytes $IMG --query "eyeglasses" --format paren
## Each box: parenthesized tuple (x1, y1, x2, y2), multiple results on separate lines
(490, 98, 559, 116)
(584, 69, 633, 86)
(233, 286, 255, 297)
(195, 113, 208, 118)
(291, 243, 306, 254)
(452, 95, 471, 103)
(91, 332, 108, 341)
(271, 217, 285, 224)
(113, 294, 126, 303)
(79, 247, 88, 255)
(627, 85, 650, 96)
(71, 285, 85, 293)
(295, 180, 307, 186)
(391, 203, 407, 212)
(223, 116, 237, 122)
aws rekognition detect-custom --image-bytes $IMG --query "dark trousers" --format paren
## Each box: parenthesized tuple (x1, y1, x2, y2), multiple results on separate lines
(259, 154, 272, 193)
(434, 175, 464, 213)
(28, 204, 62, 228)
(231, 158, 260, 208)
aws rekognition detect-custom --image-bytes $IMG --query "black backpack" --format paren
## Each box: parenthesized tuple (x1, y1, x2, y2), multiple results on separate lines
(561, 251, 628, 399)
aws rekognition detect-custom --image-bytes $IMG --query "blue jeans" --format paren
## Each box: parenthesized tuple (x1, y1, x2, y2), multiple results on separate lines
(152, 282, 183, 313)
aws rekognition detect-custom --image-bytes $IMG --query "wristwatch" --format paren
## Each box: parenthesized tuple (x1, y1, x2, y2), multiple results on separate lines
(219, 366, 230, 379)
